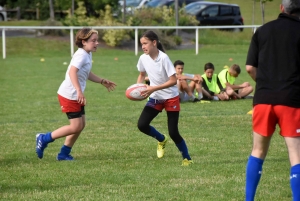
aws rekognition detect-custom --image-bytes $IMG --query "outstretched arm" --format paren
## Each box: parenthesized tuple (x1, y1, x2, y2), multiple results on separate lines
(88, 72, 116, 92)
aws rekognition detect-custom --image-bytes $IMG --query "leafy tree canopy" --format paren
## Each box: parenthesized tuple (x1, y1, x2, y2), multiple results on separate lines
(0, 0, 119, 18)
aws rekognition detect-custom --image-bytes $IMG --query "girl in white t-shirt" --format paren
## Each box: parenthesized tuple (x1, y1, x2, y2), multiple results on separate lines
(35, 28, 116, 160)
(136, 30, 193, 166)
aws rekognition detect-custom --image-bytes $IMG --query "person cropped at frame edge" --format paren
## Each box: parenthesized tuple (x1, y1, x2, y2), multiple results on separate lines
(245, 0, 300, 200)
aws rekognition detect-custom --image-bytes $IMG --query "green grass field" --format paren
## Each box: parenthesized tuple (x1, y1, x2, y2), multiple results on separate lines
(0, 24, 293, 200)
(0, 2, 291, 199)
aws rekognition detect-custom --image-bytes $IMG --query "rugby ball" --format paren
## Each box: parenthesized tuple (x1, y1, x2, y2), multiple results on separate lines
(125, 83, 147, 101)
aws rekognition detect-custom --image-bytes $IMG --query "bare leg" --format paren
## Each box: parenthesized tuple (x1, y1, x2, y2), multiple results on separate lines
(251, 132, 272, 159)
(55, 116, 86, 160)
(64, 115, 86, 147)
(238, 83, 254, 98)
(226, 87, 241, 99)
(51, 116, 85, 143)
(190, 81, 203, 99)
(179, 80, 194, 97)
(188, 81, 196, 92)
(285, 137, 300, 201)
(284, 137, 300, 166)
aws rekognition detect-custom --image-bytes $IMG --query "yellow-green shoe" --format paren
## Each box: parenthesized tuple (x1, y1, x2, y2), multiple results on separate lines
(157, 135, 168, 158)
(182, 158, 194, 166)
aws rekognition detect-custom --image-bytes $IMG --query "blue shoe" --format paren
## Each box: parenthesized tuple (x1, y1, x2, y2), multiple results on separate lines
(57, 154, 74, 161)
(36, 133, 48, 159)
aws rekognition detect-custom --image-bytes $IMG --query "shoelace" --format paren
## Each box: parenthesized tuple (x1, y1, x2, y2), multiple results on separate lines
(158, 143, 165, 150)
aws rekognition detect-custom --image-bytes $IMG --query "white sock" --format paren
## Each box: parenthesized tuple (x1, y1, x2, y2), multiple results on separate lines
(189, 95, 195, 101)
(213, 96, 219, 101)
(198, 93, 203, 100)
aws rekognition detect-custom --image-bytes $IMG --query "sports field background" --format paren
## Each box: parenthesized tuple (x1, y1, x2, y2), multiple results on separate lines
(0, 0, 292, 200)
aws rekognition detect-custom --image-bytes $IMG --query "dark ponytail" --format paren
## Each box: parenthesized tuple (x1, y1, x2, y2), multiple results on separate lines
(141, 30, 165, 53)
(157, 41, 165, 53)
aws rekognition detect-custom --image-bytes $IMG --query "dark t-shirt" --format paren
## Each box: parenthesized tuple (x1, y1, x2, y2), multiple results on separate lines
(246, 13, 300, 107)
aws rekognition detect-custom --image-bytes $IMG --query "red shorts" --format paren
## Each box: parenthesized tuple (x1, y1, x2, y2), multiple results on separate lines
(145, 96, 180, 112)
(58, 94, 85, 113)
(253, 104, 300, 137)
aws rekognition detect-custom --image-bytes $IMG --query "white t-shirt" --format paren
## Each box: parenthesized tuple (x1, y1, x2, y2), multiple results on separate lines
(57, 48, 92, 100)
(137, 50, 178, 99)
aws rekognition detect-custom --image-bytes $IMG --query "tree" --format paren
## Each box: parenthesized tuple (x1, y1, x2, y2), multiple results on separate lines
(49, 0, 54, 21)
(83, 0, 119, 17)
(252, 0, 273, 25)
(1, 0, 119, 20)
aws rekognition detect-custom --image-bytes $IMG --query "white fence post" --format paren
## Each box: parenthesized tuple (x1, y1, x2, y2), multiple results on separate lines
(135, 28, 138, 56)
(195, 28, 199, 55)
(2, 29, 6, 59)
(70, 28, 74, 57)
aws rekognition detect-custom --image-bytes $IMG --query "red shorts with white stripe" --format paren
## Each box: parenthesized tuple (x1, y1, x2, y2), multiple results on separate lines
(253, 104, 300, 137)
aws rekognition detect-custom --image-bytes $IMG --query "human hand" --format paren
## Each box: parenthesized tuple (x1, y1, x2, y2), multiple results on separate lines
(217, 91, 229, 100)
(77, 91, 86, 105)
(141, 85, 154, 98)
(101, 79, 117, 92)
(176, 75, 184, 82)
(193, 75, 202, 84)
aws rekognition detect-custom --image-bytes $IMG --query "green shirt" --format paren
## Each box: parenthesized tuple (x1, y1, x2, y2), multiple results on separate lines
(218, 69, 235, 88)
(202, 74, 221, 94)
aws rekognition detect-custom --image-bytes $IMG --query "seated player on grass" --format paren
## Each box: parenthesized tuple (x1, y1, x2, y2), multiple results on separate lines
(173, 60, 203, 102)
(201, 62, 229, 101)
(218, 64, 253, 99)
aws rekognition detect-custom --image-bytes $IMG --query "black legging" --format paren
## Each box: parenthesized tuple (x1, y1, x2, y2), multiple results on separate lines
(137, 106, 183, 144)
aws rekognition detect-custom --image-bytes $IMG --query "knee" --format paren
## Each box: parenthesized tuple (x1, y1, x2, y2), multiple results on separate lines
(249, 85, 254, 93)
(189, 81, 196, 87)
(71, 123, 85, 134)
(80, 124, 85, 132)
(168, 131, 183, 144)
(168, 126, 178, 136)
(226, 88, 234, 95)
(251, 149, 267, 160)
(137, 120, 148, 133)
(181, 81, 189, 89)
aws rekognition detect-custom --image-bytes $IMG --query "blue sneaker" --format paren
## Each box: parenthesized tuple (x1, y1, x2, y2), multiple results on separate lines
(36, 133, 48, 159)
(57, 154, 74, 161)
